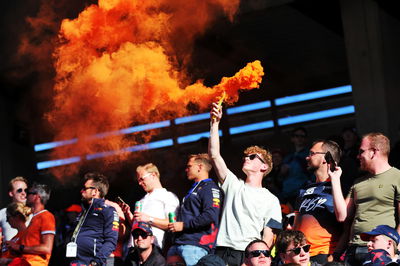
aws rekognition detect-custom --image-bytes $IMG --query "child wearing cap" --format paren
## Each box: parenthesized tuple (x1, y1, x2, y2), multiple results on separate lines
(360, 225, 400, 265)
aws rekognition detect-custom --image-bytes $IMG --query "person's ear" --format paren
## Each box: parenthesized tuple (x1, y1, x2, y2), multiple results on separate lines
(9, 191, 13, 198)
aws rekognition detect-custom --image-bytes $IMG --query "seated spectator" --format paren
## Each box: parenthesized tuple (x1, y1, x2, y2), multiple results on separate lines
(243, 239, 272, 266)
(166, 254, 186, 266)
(124, 222, 165, 266)
(276, 230, 317, 266)
(360, 225, 399, 265)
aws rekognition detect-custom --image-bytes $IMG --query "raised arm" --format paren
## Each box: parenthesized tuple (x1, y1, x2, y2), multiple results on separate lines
(330, 166, 355, 222)
(208, 102, 229, 184)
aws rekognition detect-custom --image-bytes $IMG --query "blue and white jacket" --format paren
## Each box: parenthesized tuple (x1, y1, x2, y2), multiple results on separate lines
(175, 178, 222, 253)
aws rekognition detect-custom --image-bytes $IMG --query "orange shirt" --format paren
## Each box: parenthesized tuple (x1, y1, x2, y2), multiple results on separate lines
(19, 210, 55, 266)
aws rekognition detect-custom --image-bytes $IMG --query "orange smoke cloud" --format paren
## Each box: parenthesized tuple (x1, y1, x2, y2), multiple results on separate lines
(47, 0, 264, 178)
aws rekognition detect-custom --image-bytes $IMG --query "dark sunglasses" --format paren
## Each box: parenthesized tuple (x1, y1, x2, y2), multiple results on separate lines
(132, 230, 151, 239)
(166, 263, 186, 266)
(247, 249, 271, 258)
(244, 154, 266, 164)
(16, 188, 28, 193)
(27, 191, 38, 195)
(288, 244, 311, 255)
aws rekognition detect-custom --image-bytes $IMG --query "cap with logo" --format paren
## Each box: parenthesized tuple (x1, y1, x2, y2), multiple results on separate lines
(360, 225, 400, 244)
(132, 221, 153, 235)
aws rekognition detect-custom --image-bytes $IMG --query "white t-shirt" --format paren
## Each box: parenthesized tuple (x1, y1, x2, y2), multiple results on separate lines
(0, 207, 32, 241)
(216, 170, 282, 251)
(129, 188, 179, 248)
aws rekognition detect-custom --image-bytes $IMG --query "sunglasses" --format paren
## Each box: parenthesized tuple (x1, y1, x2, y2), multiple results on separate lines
(244, 154, 266, 164)
(287, 244, 311, 255)
(132, 230, 151, 239)
(27, 191, 38, 195)
(16, 188, 28, 194)
(167, 263, 186, 266)
(247, 249, 271, 258)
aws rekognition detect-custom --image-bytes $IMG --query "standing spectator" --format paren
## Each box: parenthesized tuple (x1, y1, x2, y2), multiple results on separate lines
(167, 154, 222, 265)
(0, 177, 30, 241)
(330, 132, 400, 266)
(124, 222, 165, 266)
(70, 172, 119, 266)
(294, 140, 343, 264)
(243, 239, 272, 266)
(279, 127, 311, 207)
(6, 183, 55, 265)
(276, 230, 315, 266)
(209, 102, 282, 266)
(120, 163, 179, 250)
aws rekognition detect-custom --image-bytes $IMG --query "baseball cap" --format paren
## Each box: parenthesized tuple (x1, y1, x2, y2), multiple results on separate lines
(361, 225, 400, 244)
(132, 221, 153, 235)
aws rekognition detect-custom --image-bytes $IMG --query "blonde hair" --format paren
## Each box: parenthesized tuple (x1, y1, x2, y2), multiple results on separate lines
(136, 163, 160, 179)
(6, 202, 31, 222)
(189, 153, 212, 172)
(244, 146, 273, 176)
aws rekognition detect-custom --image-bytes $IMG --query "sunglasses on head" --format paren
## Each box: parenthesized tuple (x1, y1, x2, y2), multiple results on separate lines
(247, 249, 271, 258)
(288, 244, 311, 255)
(132, 230, 151, 239)
(16, 188, 28, 194)
(244, 154, 266, 164)
(27, 191, 37, 195)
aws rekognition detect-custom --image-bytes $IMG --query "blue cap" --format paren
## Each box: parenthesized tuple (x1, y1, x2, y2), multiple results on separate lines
(132, 222, 153, 235)
(361, 225, 400, 244)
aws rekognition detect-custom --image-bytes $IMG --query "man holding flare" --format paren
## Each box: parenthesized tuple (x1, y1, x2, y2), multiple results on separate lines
(208, 101, 282, 265)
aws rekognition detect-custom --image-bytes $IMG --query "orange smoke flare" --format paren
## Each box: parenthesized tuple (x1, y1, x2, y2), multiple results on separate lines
(47, 0, 264, 179)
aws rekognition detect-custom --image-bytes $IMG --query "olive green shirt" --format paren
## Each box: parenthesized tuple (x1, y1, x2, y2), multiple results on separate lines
(348, 167, 400, 245)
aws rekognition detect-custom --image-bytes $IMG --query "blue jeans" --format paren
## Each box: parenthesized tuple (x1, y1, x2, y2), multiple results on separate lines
(168, 245, 208, 266)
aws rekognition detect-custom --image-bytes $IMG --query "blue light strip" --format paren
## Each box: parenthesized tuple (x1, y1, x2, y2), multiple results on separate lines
(175, 113, 210, 124)
(124, 139, 174, 152)
(34, 121, 171, 151)
(36, 156, 81, 170)
(85, 139, 174, 160)
(34, 138, 78, 152)
(177, 130, 223, 144)
(274, 85, 352, 106)
(229, 120, 274, 135)
(226, 101, 271, 115)
(278, 105, 355, 126)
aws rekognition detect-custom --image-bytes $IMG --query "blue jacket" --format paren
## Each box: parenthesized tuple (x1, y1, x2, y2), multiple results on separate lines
(73, 198, 119, 265)
(175, 178, 222, 252)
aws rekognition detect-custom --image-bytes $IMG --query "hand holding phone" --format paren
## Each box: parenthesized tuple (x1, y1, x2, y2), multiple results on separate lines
(324, 151, 336, 172)
(116, 196, 127, 205)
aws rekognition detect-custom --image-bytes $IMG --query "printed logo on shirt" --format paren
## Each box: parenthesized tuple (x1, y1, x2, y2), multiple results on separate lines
(303, 187, 315, 196)
(299, 197, 327, 212)
(212, 188, 220, 208)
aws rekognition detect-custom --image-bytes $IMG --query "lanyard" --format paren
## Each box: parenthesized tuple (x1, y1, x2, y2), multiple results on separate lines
(71, 203, 92, 242)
